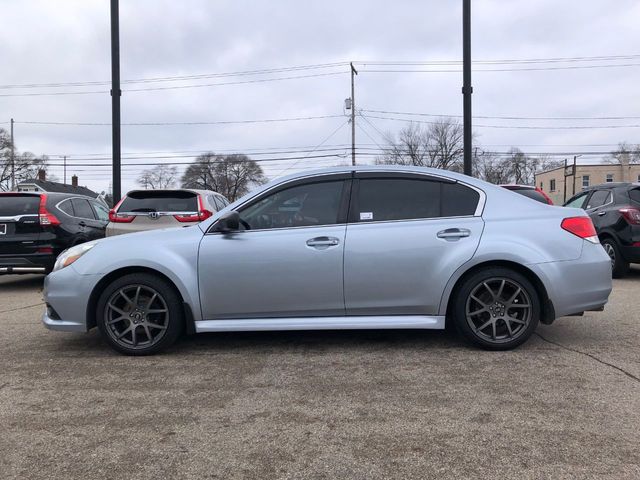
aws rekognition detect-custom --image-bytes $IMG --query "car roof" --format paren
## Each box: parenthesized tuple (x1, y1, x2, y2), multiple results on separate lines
(1, 191, 96, 200)
(583, 182, 637, 191)
(499, 184, 536, 190)
(125, 188, 222, 196)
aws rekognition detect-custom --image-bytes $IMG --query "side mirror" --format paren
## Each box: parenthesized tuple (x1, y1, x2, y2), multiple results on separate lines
(213, 211, 240, 233)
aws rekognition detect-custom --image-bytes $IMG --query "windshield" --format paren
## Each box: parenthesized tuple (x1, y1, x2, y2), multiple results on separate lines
(118, 191, 198, 213)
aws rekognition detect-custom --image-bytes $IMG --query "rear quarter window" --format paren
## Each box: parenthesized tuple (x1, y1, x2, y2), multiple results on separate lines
(442, 183, 480, 216)
(629, 188, 640, 204)
(118, 191, 198, 212)
(0, 195, 40, 216)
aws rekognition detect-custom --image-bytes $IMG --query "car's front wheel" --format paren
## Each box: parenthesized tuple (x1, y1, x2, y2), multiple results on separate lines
(96, 273, 184, 355)
(601, 237, 629, 278)
(451, 267, 540, 350)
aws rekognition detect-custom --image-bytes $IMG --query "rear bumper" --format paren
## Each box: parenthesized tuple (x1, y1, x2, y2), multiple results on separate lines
(0, 254, 55, 274)
(530, 241, 612, 318)
(41, 266, 101, 333)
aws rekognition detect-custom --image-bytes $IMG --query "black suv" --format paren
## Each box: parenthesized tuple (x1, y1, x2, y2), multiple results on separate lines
(0, 192, 109, 274)
(564, 182, 640, 277)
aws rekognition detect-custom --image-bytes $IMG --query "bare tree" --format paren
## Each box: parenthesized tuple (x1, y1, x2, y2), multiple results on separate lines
(0, 129, 50, 191)
(137, 164, 178, 189)
(181, 153, 267, 201)
(377, 118, 464, 171)
(609, 142, 640, 164)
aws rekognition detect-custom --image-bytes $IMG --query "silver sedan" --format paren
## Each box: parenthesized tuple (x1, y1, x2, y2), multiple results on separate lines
(42, 166, 612, 355)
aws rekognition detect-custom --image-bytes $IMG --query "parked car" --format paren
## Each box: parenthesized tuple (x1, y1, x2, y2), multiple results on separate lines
(107, 189, 229, 236)
(0, 192, 109, 274)
(42, 166, 611, 355)
(564, 182, 640, 277)
(500, 184, 554, 205)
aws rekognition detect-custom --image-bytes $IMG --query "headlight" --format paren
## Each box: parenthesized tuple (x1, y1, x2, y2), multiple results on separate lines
(53, 242, 97, 272)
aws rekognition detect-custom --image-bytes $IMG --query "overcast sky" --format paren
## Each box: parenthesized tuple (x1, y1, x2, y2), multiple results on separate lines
(1, 0, 639, 195)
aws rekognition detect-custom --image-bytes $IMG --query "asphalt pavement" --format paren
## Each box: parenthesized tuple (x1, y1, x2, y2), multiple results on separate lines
(0, 270, 639, 479)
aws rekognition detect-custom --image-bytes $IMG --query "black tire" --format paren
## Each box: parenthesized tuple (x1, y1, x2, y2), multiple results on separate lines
(96, 273, 184, 355)
(601, 237, 629, 279)
(451, 267, 540, 350)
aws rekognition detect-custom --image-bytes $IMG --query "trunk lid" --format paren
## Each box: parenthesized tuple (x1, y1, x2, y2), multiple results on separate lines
(0, 193, 42, 255)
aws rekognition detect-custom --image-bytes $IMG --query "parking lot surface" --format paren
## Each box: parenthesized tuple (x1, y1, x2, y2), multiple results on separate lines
(1, 271, 639, 479)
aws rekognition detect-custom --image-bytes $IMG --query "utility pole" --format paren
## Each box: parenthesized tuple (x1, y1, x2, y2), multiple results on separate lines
(350, 62, 358, 166)
(462, 0, 473, 176)
(563, 158, 568, 203)
(10, 118, 15, 190)
(572, 155, 578, 196)
(110, 0, 122, 203)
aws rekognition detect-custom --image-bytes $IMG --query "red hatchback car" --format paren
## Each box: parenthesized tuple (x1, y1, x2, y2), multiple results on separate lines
(500, 184, 554, 205)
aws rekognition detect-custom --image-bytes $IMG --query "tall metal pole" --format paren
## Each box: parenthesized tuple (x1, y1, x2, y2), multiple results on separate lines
(350, 62, 358, 166)
(63, 156, 67, 184)
(572, 155, 577, 196)
(10, 118, 15, 190)
(563, 158, 568, 203)
(462, 0, 473, 176)
(110, 0, 122, 203)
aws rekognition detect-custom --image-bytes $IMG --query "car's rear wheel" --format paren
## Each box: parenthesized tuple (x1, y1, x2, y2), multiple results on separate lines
(96, 273, 183, 355)
(452, 267, 540, 350)
(601, 237, 628, 278)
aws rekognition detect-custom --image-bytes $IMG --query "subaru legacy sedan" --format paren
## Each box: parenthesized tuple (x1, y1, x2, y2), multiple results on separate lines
(42, 166, 612, 355)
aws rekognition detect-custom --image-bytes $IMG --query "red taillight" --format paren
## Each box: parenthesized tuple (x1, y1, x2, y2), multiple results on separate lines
(38, 194, 60, 226)
(561, 216, 598, 243)
(619, 207, 640, 225)
(108, 196, 135, 223)
(37, 247, 54, 254)
(173, 195, 213, 223)
(536, 187, 554, 205)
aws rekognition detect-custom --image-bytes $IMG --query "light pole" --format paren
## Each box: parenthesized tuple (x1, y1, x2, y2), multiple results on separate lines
(462, 0, 473, 176)
(110, 0, 122, 202)
(350, 62, 358, 166)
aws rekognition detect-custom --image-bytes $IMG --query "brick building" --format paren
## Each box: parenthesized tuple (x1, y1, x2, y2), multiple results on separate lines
(535, 158, 640, 205)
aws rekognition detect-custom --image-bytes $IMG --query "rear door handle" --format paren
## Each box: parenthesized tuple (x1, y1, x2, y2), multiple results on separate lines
(306, 236, 340, 247)
(437, 228, 471, 239)
(78, 221, 86, 227)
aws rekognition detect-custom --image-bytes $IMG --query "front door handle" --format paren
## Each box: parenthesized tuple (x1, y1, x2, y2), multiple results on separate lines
(597, 211, 606, 216)
(306, 236, 340, 247)
(78, 221, 87, 227)
(437, 228, 471, 239)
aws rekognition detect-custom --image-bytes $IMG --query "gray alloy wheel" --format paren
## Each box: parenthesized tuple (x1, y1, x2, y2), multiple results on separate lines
(96, 273, 184, 355)
(452, 267, 540, 350)
(464, 277, 532, 344)
(103, 284, 170, 350)
(603, 242, 616, 268)
(601, 238, 629, 278)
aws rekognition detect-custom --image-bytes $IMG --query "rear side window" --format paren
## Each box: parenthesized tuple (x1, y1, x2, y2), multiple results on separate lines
(354, 178, 478, 222)
(57, 199, 74, 216)
(442, 183, 480, 216)
(0, 195, 40, 216)
(564, 192, 589, 209)
(629, 188, 640, 204)
(91, 202, 110, 221)
(118, 191, 197, 213)
(71, 199, 96, 219)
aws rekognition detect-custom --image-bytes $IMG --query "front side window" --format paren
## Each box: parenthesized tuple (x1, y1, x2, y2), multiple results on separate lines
(564, 192, 589, 209)
(240, 180, 344, 230)
(585, 190, 611, 210)
(71, 199, 96, 219)
(354, 178, 478, 222)
(582, 175, 590, 189)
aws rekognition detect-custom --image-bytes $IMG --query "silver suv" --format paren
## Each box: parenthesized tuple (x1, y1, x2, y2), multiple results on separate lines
(106, 189, 229, 236)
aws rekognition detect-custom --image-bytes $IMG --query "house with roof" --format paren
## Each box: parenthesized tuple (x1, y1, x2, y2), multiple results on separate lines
(16, 169, 100, 198)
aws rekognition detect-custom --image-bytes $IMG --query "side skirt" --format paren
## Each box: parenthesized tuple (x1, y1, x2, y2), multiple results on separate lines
(194, 315, 445, 333)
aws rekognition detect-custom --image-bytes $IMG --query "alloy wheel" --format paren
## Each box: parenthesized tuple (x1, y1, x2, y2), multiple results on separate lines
(103, 284, 170, 350)
(465, 277, 532, 344)
(603, 242, 616, 268)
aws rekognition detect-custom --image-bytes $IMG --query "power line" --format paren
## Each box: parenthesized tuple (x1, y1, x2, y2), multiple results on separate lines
(358, 63, 640, 73)
(361, 109, 640, 121)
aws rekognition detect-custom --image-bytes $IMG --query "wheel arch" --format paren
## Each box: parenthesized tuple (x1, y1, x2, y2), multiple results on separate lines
(442, 260, 555, 325)
(86, 266, 196, 333)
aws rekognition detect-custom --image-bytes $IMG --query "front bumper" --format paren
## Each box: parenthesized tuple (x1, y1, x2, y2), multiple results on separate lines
(41, 266, 102, 333)
(530, 241, 612, 318)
